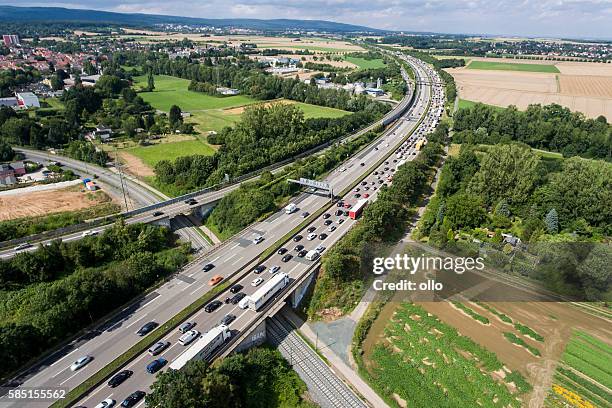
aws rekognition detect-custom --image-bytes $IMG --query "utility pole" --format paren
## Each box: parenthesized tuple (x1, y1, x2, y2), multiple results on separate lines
(115, 148, 129, 211)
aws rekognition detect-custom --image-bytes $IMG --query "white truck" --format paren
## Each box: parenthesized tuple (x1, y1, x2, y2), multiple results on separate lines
(245, 273, 290, 311)
(169, 325, 231, 370)
(285, 203, 297, 214)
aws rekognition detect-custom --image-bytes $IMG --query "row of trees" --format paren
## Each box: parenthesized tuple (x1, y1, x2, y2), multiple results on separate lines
(453, 103, 611, 160)
(0, 67, 41, 97)
(155, 103, 386, 193)
(0, 222, 188, 379)
(147, 347, 315, 408)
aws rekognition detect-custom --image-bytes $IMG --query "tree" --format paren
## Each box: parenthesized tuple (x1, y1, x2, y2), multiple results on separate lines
(169, 105, 183, 128)
(147, 68, 155, 91)
(444, 193, 487, 230)
(0, 141, 14, 161)
(545, 208, 559, 234)
(494, 198, 510, 218)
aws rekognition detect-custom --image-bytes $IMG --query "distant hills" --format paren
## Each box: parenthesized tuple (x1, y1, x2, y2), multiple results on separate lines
(0, 5, 383, 33)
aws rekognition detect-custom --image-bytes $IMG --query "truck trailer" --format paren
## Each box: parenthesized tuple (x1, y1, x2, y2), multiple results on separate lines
(349, 198, 368, 220)
(246, 273, 289, 311)
(169, 325, 231, 370)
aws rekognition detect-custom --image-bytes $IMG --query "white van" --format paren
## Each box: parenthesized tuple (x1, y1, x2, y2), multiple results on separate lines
(305, 250, 320, 261)
(285, 203, 297, 214)
(238, 296, 250, 309)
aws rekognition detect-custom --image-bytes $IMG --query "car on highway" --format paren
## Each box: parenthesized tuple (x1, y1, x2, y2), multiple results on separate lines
(364, 194, 370, 198)
(253, 265, 266, 274)
(293, 235, 303, 242)
(307, 233, 317, 240)
(107, 370, 133, 388)
(202, 263, 215, 272)
(153, 211, 164, 217)
(70, 355, 93, 371)
(322, 213, 331, 219)
(178, 329, 200, 346)
(324, 220, 333, 226)
(148, 341, 170, 356)
(178, 321, 195, 333)
(319, 233, 328, 240)
(277, 247, 287, 255)
(281, 254, 293, 262)
(136, 322, 158, 336)
(252, 277, 264, 287)
(81, 230, 98, 237)
(337, 218, 345, 225)
(230, 292, 246, 305)
(252, 235, 264, 244)
(208, 275, 223, 286)
(354, 193, 361, 198)
(315, 245, 326, 254)
(336, 201, 344, 207)
(297, 250, 307, 258)
(204, 300, 223, 313)
(230, 283, 243, 293)
(94, 399, 115, 408)
(327, 225, 336, 232)
(301, 212, 310, 218)
(268, 265, 280, 274)
(220, 314, 236, 326)
(335, 209, 343, 216)
(187, 199, 198, 205)
(307, 226, 317, 233)
(14, 242, 32, 251)
(120, 391, 146, 408)
(294, 244, 304, 252)
(146, 358, 167, 374)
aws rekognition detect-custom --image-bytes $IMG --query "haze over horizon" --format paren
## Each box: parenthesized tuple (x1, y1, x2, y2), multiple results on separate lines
(1, 0, 611, 40)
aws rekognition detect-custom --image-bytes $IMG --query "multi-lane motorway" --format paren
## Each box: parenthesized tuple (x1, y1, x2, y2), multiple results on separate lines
(1, 53, 443, 408)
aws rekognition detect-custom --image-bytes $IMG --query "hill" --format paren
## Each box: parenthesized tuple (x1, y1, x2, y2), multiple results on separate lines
(0, 5, 382, 33)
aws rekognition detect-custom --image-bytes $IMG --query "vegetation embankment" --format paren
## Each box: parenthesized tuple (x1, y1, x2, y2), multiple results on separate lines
(146, 347, 317, 408)
(306, 123, 448, 319)
(467, 60, 560, 73)
(0, 222, 190, 381)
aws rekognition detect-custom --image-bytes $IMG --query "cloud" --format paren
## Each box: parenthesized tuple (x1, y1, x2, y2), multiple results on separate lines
(1, 0, 610, 38)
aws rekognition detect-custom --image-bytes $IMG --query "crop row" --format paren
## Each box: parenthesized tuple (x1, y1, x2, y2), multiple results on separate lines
(503, 332, 541, 356)
(452, 302, 490, 325)
(477, 302, 513, 324)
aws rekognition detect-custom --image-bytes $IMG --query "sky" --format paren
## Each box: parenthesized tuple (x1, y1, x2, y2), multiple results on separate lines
(2, 0, 612, 39)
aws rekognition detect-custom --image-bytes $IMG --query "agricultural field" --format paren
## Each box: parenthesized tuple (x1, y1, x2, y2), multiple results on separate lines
(343, 55, 387, 70)
(467, 60, 561, 73)
(546, 330, 612, 408)
(447, 59, 612, 119)
(457, 98, 505, 112)
(360, 290, 612, 408)
(361, 302, 530, 407)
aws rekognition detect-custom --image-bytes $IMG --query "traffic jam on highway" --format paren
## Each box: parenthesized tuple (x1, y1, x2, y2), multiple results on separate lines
(2, 55, 440, 408)
(64, 57, 445, 408)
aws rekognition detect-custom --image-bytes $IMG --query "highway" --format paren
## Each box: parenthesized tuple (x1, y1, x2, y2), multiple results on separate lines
(0, 54, 441, 408)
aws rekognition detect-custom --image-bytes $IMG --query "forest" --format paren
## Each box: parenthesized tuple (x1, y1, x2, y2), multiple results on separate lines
(453, 103, 611, 160)
(155, 103, 388, 193)
(0, 222, 189, 380)
(418, 141, 611, 300)
(147, 347, 315, 408)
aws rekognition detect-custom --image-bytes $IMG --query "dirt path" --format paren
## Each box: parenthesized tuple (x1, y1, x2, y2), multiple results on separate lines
(117, 151, 155, 178)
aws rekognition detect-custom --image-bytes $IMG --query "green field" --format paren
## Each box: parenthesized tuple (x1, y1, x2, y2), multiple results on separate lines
(344, 56, 387, 70)
(257, 44, 354, 53)
(127, 139, 216, 167)
(457, 99, 506, 112)
(134, 75, 258, 112)
(467, 60, 560, 73)
(546, 330, 612, 408)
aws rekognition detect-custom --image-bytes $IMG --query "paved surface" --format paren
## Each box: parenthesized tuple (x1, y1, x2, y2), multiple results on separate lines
(268, 313, 367, 408)
(0, 54, 441, 408)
